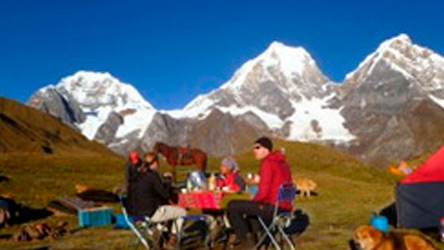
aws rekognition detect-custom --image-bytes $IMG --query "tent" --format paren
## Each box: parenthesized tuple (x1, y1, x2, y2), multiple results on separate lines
(396, 144, 444, 230)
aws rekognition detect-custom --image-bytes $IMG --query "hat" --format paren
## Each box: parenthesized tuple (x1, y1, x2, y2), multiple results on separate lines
(221, 157, 239, 171)
(129, 151, 139, 164)
(255, 136, 273, 151)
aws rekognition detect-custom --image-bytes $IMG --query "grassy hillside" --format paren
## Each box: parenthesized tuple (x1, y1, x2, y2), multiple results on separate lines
(0, 96, 114, 155)
(1, 140, 442, 249)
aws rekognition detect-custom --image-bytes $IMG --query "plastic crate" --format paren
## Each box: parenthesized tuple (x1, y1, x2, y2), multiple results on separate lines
(78, 206, 112, 227)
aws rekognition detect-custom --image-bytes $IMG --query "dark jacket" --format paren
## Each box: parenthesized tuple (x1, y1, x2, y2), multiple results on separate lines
(125, 160, 140, 191)
(253, 151, 292, 206)
(125, 160, 140, 214)
(128, 169, 170, 217)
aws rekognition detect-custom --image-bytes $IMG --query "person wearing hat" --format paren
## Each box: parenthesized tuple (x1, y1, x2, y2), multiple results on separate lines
(123, 151, 142, 213)
(128, 152, 186, 249)
(125, 152, 141, 188)
(226, 136, 292, 248)
(216, 156, 246, 192)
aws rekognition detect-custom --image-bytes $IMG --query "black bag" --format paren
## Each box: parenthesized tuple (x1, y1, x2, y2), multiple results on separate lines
(284, 209, 309, 235)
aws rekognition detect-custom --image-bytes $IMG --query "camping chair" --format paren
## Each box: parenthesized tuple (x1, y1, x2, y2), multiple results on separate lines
(120, 196, 210, 250)
(119, 196, 167, 250)
(176, 214, 210, 250)
(256, 184, 297, 250)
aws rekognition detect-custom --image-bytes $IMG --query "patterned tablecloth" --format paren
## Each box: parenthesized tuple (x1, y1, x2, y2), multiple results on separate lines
(178, 191, 251, 210)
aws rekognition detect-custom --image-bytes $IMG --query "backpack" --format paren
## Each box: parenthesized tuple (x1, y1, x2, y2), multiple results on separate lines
(284, 209, 310, 235)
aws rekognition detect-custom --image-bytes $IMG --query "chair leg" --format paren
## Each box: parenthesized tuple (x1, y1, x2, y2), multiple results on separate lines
(255, 219, 272, 247)
(175, 219, 182, 250)
(127, 222, 150, 249)
(203, 218, 211, 250)
(277, 225, 296, 250)
(256, 218, 281, 250)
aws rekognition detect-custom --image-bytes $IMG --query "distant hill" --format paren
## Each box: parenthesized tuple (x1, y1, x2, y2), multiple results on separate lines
(0, 96, 117, 156)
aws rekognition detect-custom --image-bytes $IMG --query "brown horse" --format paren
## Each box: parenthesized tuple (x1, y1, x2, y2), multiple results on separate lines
(153, 142, 207, 181)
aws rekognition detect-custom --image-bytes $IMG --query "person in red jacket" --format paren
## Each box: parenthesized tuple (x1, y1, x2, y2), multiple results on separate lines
(227, 137, 292, 248)
(216, 156, 246, 192)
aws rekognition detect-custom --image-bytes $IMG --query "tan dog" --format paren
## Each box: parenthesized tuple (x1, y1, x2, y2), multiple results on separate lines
(352, 225, 438, 250)
(292, 176, 317, 198)
(75, 184, 91, 194)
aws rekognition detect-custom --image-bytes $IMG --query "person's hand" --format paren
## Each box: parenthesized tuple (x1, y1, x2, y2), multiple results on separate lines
(246, 173, 260, 184)
(252, 174, 260, 184)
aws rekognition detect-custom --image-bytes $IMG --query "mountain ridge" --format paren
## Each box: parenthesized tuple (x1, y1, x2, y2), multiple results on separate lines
(26, 34, 444, 165)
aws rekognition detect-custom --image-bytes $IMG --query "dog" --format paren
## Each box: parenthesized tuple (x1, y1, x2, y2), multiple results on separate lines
(75, 184, 91, 194)
(352, 225, 438, 250)
(30, 222, 52, 240)
(292, 176, 317, 198)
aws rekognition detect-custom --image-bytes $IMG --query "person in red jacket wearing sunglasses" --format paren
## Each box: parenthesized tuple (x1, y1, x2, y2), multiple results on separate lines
(227, 137, 292, 248)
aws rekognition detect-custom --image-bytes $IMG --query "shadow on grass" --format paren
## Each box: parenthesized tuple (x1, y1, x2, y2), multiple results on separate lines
(14, 206, 53, 225)
(297, 190, 319, 197)
(0, 234, 12, 240)
(1, 197, 53, 226)
(0, 175, 10, 182)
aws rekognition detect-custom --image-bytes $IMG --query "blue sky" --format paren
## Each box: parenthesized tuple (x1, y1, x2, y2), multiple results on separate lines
(1, 0, 443, 110)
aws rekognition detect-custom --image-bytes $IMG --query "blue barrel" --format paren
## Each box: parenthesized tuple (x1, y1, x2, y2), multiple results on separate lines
(370, 215, 389, 232)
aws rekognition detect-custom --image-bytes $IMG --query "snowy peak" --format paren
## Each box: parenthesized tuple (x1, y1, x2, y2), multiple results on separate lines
(262, 41, 316, 75)
(182, 41, 330, 121)
(29, 71, 157, 141)
(58, 71, 154, 111)
(344, 34, 444, 90)
(378, 33, 412, 50)
(224, 41, 324, 90)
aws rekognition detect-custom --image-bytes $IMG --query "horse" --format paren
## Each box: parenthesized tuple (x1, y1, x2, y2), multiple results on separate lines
(153, 142, 207, 182)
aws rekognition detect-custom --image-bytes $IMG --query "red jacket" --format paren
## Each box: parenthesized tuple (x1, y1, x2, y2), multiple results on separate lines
(253, 151, 292, 207)
(216, 171, 246, 192)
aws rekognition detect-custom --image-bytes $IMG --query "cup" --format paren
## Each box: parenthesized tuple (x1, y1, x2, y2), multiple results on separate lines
(247, 173, 253, 180)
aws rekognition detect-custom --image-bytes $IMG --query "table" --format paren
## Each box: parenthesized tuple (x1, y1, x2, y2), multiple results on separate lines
(178, 191, 251, 210)
(178, 191, 252, 248)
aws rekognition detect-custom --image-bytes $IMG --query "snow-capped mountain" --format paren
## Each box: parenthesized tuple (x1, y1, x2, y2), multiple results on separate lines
(28, 71, 156, 143)
(168, 41, 353, 143)
(336, 34, 444, 164)
(342, 34, 444, 99)
(27, 34, 444, 165)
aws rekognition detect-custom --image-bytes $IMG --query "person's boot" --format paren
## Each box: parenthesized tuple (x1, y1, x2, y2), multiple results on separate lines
(230, 233, 255, 249)
(163, 235, 178, 250)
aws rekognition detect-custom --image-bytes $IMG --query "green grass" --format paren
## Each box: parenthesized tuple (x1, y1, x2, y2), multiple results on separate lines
(0, 141, 442, 249)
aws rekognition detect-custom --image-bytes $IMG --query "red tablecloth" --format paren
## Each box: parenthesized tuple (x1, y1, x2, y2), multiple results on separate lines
(178, 191, 252, 210)
(178, 191, 224, 209)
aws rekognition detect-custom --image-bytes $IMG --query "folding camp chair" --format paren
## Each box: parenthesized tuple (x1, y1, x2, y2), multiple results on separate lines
(176, 214, 210, 250)
(120, 196, 210, 250)
(256, 184, 297, 250)
(119, 196, 167, 250)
